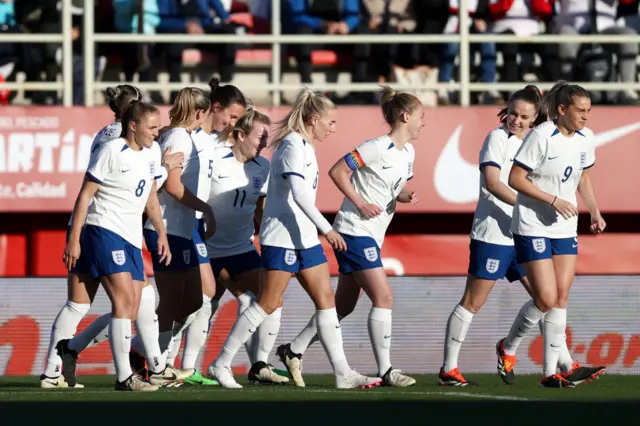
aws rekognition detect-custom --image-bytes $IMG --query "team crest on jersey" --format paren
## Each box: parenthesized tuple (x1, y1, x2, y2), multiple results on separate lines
(183, 249, 191, 265)
(486, 258, 500, 274)
(112, 250, 126, 266)
(196, 243, 207, 258)
(149, 161, 156, 176)
(532, 238, 546, 253)
(363, 247, 378, 263)
(284, 250, 296, 265)
(253, 177, 262, 189)
(579, 152, 587, 169)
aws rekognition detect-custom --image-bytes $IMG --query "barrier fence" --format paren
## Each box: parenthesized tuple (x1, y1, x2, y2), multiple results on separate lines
(0, 106, 638, 213)
(5, 0, 640, 106)
(1, 276, 639, 377)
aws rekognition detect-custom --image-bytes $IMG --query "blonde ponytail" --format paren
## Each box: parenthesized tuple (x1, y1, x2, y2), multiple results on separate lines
(270, 88, 335, 149)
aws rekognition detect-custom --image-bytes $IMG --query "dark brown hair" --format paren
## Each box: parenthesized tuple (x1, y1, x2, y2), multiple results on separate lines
(498, 84, 546, 127)
(208, 76, 247, 108)
(542, 80, 590, 120)
(119, 101, 159, 137)
(105, 84, 141, 120)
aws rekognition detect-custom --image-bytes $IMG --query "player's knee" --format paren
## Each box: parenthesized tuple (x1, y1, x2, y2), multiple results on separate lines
(535, 293, 556, 313)
(372, 290, 394, 309)
(258, 300, 279, 315)
(112, 294, 136, 319)
(555, 293, 569, 309)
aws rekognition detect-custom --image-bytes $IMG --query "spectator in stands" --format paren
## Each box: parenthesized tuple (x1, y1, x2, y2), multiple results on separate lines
(285, 0, 373, 104)
(408, 0, 450, 107)
(13, 0, 61, 104)
(361, 0, 415, 87)
(438, 0, 501, 105)
(0, 0, 16, 104)
(492, 0, 560, 99)
(157, 0, 239, 103)
(113, 0, 160, 91)
(554, 0, 639, 104)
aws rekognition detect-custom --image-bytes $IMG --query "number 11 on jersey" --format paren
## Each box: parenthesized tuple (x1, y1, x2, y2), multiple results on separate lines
(234, 189, 247, 208)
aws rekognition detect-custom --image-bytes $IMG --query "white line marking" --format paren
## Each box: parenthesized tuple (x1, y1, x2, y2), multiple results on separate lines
(305, 389, 537, 401)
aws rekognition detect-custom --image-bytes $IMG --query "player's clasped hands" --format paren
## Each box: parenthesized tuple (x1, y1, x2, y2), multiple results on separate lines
(551, 197, 579, 220)
(62, 240, 81, 271)
(325, 229, 347, 252)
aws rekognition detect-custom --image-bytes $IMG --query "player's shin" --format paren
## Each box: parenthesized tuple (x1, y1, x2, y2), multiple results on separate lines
(368, 307, 392, 376)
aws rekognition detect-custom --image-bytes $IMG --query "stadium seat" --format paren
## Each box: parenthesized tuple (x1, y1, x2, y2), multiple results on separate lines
(0, 234, 27, 277)
(30, 230, 67, 277)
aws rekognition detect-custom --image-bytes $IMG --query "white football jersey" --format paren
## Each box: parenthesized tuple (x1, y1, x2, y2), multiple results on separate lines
(470, 126, 522, 246)
(190, 128, 218, 219)
(84, 138, 162, 248)
(144, 128, 200, 239)
(333, 136, 415, 248)
(511, 121, 596, 238)
(260, 132, 321, 249)
(206, 146, 270, 258)
(68, 121, 122, 227)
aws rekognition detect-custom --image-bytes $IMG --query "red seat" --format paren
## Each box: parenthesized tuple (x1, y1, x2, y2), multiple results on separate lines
(0, 234, 27, 277)
(30, 230, 67, 277)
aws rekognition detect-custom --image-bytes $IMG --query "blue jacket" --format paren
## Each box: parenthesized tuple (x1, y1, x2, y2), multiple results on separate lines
(157, 0, 230, 33)
(0, 2, 14, 26)
(113, 0, 160, 34)
(286, 0, 359, 33)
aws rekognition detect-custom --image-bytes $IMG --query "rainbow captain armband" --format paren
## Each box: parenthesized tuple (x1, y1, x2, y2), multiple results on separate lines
(344, 150, 365, 171)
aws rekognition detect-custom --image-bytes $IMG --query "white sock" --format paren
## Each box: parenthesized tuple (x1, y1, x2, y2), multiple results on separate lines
(255, 307, 282, 364)
(165, 312, 197, 364)
(165, 328, 183, 367)
(557, 308, 574, 373)
(442, 304, 473, 372)
(368, 307, 392, 376)
(543, 307, 566, 377)
(69, 313, 111, 353)
(237, 291, 257, 364)
(215, 302, 266, 368)
(290, 313, 317, 355)
(182, 294, 213, 369)
(110, 317, 133, 383)
(44, 300, 90, 377)
(135, 286, 165, 373)
(503, 299, 545, 356)
(316, 308, 351, 376)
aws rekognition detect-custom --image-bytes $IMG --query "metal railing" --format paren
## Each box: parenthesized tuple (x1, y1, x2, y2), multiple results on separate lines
(0, 0, 73, 106)
(7, 0, 640, 107)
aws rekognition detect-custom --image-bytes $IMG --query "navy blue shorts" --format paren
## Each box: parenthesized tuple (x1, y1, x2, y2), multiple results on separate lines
(334, 233, 383, 275)
(260, 244, 327, 273)
(144, 229, 197, 271)
(513, 235, 578, 264)
(72, 225, 144, 282)
(467, 239, 525, 283)
(210, 250, 262, 278)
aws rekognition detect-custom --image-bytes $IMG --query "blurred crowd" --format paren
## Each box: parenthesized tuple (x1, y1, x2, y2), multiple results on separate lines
(2, 0, 640, 106)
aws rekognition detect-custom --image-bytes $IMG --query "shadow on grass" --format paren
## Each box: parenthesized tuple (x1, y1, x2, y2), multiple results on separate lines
(0, 400, 635, 423)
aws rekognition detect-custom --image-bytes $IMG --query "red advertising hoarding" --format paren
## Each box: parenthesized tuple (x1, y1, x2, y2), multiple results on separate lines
(1, 106, 638, 213)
